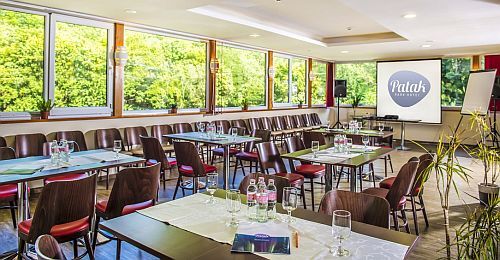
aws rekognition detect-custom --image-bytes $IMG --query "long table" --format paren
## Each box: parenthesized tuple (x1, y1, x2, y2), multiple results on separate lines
(100, 190, 418, 259)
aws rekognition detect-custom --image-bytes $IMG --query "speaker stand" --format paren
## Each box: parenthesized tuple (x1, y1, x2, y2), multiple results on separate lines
(333, 96, 342, 129)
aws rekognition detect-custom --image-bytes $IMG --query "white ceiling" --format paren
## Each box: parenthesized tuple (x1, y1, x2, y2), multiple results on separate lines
(11, 0, 500, 61)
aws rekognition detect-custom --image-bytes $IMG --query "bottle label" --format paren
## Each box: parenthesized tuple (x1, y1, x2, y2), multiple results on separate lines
(257, 194, 268, 204)
(268, 191, 277, 201)
(247, 193, 256, 201)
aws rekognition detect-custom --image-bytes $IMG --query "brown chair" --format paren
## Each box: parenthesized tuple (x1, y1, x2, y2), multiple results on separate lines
(294, 114, 311, 131)
(35, 234, 67, 260)
(310, 113, 322, 125)
(173, 141, 217, 199)
(372, 125, 394, 177)
(18, 174, 97, 260)
(319, 190, 390, 228)
(284, 136, 325, 210)
(140, 136, 177, 190)
(41, 142, 87, 185)
(233, 129, 271, 186)
(213, 120, 231, 134)
(285, 115, 301, 134)
(238, 173, 292, 203)
(92, 163, 161, 258)
(124, 126, 148, 156)
(94, 128, 128, 189)
(151, 124, 175, 154)
(248, 118, 263, 132)
(231, 119, 249, 135)
(0, 147, 18, 228)
(56, 131, 88, 151)
(0, 136, 7, 147)
(172, 123, 193, 133)
(274, 116, 295, 139)
(211, 127, 246, 164)
(302, 131, 326, 148)
(379, 153, 433, 235)
(193, 121, 209, 132)
(263, 117, 283, 144)
(15, 133, 47, 158)
(363, 157, 419, 233)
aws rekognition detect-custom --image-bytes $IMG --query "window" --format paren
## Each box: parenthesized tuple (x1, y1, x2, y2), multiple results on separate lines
(0, 8, 45, 114)
(335, 62, 376, 106)
(311, 61, 327, 105)
(273, 55, 307, 106)
(124, 28, 207, 112)
(216, 45, 266, 108)
(50, 15, 114, 115)
(441, 57, 471, 107)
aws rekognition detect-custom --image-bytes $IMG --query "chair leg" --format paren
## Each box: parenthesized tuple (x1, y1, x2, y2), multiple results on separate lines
(392, 211, 399, 231)
(9, 201, 16, 228)
(358, 168, 363, 191)
(410, 196, 420, 236)
(419, 195, 430, 227)
(384, 156, 388, 177)
(193, 177, 198, 194)
(336, 168, 342, 188)
(161, 170, 166, 190)
(369, 163, 376, 187)
(401, 210, 410, 233)
(301, 185, 307, 210)
(388, 154, 394, 173)
(233, 159, 239, 186)
(84, 233, 95, 260)
(116, 239, 122, 260)
(18, 239, 26, 259)
(310, 178, 315, 211)
(73, 239, 78, 259)
(173, 177, 182, 200)
(92, 216, 101, 251)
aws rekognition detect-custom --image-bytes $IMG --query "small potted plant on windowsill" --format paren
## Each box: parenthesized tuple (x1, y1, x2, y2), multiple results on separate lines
(37, 99, 54, 120)
(298, 100, 304, 109)
(170, 103, 178, 114)
(241, 99, 249, 111)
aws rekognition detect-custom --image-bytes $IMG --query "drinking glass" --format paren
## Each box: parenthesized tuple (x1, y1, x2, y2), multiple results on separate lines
(206, 173, 218, 204)
(331, 210, 351, 257)
(113, 140, 122, 159)
(230, 128, 238, 141)
(217, 125, 224, 136)
(282, 187, 298, 223)
(357, 122, 363, 132)
(311, 141, 320, 158)
(378, 122, 384, 133)
(67, 141, 75, 159)
(345, 138, 353, 154)
(200, 123, 206, 133)
(342, 122, 348, 132)
(226, 189, 242, 227)
(362, 135, 370, 149)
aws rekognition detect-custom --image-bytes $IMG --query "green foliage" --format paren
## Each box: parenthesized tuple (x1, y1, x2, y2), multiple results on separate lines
(273, 57, 306, 104)
(311, 61, 327, 105)
(441, 58, 471, 107)
(36, 99, 54, 112)
(469, 113, 499, 185)
(335, 62, 376, 106)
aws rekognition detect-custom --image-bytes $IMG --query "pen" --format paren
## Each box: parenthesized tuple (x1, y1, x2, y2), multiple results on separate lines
(294, 231, 299, 248)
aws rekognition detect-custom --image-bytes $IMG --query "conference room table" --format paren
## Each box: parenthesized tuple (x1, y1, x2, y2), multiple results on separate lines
(281, 144, 394, 192)
(312, 127, 394, 141)
(0, 149, 145, 258)
(100, 190, 419, 259)
(164, 132, 260, 190)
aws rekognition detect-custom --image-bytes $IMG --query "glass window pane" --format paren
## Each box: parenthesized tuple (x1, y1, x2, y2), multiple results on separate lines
(273, 56, 289, 103)
(441, 58, 471, 107)
(0, 9, 44, 112)
(312, 61, 326, 105)
(335, 62, 376, 106)
(124, 29, 206, 111)
(54, 21, 108, 107)
(216, 45, 266, 107)
(291, 58, 306, 104)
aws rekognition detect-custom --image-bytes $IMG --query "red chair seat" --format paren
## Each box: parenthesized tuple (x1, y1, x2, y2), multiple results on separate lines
(276, 172, 304, 186)
(44, 173, 87, 185)
(362, 187, 406, 210)
(96, 200, 154, 216)
(167, 158, 177, 166)
(178, 164, 217, 177)
(0, 184, 17, 200)
(212, 147, 239, 156)
(235, 151, 258, 161)
(379, 177, 395, 189)
(19, 217, 89, 238)
(146, 158, 177, 167)
(294, 164, 325, 178)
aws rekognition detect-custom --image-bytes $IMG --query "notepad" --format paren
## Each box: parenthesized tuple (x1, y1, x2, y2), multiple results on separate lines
(0, 165, 44, 175)
(231, 222, 291, 255)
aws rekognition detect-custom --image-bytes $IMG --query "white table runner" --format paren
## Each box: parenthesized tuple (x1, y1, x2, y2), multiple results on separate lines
(296, 145, 381, 164)
(137, 193, 409, 259)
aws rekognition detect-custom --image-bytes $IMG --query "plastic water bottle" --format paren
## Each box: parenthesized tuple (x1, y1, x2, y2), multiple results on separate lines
(60, 139, 69, 162)
(246, 179, 257, 220)
(267, 179, 277, 220)
(50, 140, 60, 165)
(256, 177, 268, 223)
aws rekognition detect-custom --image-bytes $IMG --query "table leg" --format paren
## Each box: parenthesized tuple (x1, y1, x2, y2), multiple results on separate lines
(223, 145, 230, 190)
(350, 167, 357, 192)
(397, 121, 411, 151)
(324, 164, 333, 192)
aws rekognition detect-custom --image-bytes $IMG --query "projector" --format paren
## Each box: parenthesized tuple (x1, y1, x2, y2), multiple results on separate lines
(384, 115, 399, 120)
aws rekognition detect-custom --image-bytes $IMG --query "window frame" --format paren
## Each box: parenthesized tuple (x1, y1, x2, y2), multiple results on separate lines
(272, 53, 308, 108)
(310, 60, 327, 107)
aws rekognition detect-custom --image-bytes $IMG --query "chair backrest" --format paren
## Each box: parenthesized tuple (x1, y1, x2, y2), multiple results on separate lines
(0, 136, 6, 147)
(412, 153, 434, 196)
(140, 136, 168, 169)
(311, 113, 322, 125)
(318, 190, 390, 228)
(286, 115, 298, 128)
(213, 120, 231, 134)
(172, 123, 193, 134)
(42, 142, 51, 156)
(15, 133, 47, 158)
(244, 129, 271, 153)
(279, 116, 291, 130)
(151, 125, 173, 145)
(173, 141, 206, 177)
(302, 131, 326, 148)
(294, 115, 306, 127)
(261, 117, 273, 131)
(55, 131, 88, 151)
(124, 126, 148, 148)
(229, 127, 246, 136)
(302, 114, 313, 127)
(255, 142, 287, 174)
(386, 157, 419, 209)
(239, 173, 292, 203)
(105, 163, 161, 218)
(272, 116, 285, 130)
(249, 118, 263, 131)
(231, 119, 248, 134)
(35, 235, 67, 260)
(193, 121, 209, 132)
(284, 136, 306, 153)
(0, 147, 16, 160)
(27, 174, 97, 243)
(94, 128, 123, 149)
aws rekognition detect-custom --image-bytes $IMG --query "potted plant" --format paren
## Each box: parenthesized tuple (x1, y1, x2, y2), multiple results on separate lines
(241, 99, 249, 111)
(37, 99, 54, 120)
(298, 100, 304, 109)
(170, 103, 178, 114)
(469, 113, 499, 206)
(350, 92, 364, 118)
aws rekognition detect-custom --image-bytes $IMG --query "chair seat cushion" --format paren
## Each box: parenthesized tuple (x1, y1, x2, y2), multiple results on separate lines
(379, 177, 395, 189)
(96, 200, 154, 216)
(362, 187, 406, 210)
(19, 217, 90, 238)
(178, 164, 217, 176)
(212, 147, 239, 156)
(275, 172, 304, 186)
(44, 173, 87, 185)
(294, 164, 325, 178)
(0, 184, 17, 200)
(235, 151, 258, 161)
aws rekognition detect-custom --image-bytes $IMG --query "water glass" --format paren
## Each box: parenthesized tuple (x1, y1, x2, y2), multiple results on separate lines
(200, 123, 206, 133)
(311, 141, 320, 158)
(282, 187, 298, 223)
(362, 135, 370, 149)
(331, 210, 351, 257)
(357, 122, 363, 132)
(113, 140, 122, 159)
(226, 189, 242, 227)
(342, 122, 348, 131)
(378, 122, 384, 133)
(206, 173, 218, 204)
(67, 141, 75, 158)
(217, 125, 224, 136)
(345, 138, 353, 154)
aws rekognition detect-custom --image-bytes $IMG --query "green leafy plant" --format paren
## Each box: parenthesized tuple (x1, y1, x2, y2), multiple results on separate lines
(469, 113, 499, 186)
(298, 100, 304, 108)
(241, 98, 249, 110)
(36, 99, 54, 112)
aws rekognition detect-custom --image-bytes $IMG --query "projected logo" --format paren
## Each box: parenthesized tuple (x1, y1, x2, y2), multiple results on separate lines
(388, 70, 430, 107)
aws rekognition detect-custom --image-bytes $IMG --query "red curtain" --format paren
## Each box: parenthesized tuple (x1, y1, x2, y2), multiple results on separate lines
(326, 62, 334, 107)
(486, 55, 500, 110)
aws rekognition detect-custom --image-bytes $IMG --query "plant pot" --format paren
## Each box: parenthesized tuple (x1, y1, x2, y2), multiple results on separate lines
(40, 111, 49, 120)
(478, 183, 499, 206)
(170, 108, 177, 114)
(242, 105, 248, 111)
(298, 104, 303, 109)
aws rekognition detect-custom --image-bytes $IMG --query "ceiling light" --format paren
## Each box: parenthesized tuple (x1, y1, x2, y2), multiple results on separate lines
(125, 9, 137, 14)
(249, 34, 260, 37)
(346, 27, 352, 31)
(402, 13, 417, 19)
(340, 50, 350, 54)
(421, 44, 432, 48)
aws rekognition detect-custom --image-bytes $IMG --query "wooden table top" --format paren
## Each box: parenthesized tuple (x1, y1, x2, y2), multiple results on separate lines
(100, 190, 418, 259)
(0, 149, 145, 185)
(164, 132, 260, 146)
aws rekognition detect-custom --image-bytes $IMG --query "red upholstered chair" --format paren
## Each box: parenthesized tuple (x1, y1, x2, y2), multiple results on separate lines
(41, 142, 87, 185)
(56, 131, 88, 151)
(211, 127, 245, 164)
(150, 124, 175, 154)
(362, 157, 419, 233)
(0, 147, 19, 228)
(140, 136, 177, 190)
(319, 190, 390, 228)
(372, 125, 395, 177)
(94, 128, 128, 189)
(239, 173, 293, 203)
(18, 175, 96, 260)
(15, 133, 47, 158)
(379, 153, 433, 235)
(233, 129, 271, 186)
(92, 163, 161, 258)
(124, 126, 148, 156)
(284, 136, 325, 210)
(302, 131, 326, 148)
(173, 141, 217, 199)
